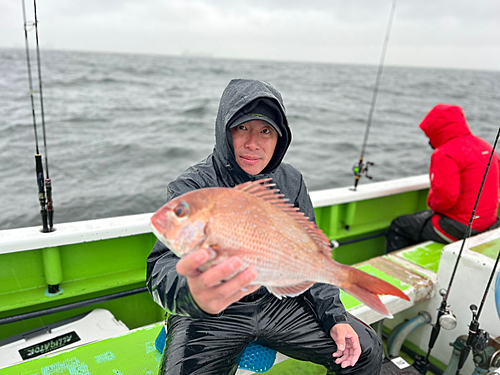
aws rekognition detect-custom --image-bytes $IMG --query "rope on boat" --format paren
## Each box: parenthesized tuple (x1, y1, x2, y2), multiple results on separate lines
(22, 0, 54, 232)
(414, 126, 500, 374)
(352, 0, 397, 191)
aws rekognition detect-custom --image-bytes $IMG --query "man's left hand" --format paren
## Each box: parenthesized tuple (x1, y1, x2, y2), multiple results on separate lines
(330, 323, 361, 368)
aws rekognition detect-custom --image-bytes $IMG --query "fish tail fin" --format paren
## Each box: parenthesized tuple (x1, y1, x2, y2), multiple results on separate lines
(338, 265, 410, 318)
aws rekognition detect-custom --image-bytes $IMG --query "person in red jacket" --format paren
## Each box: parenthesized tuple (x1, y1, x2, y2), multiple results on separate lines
(386, 104, 500, 253)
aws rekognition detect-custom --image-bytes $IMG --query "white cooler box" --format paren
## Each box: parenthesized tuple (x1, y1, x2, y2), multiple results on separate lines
(0, 308, 129, 369)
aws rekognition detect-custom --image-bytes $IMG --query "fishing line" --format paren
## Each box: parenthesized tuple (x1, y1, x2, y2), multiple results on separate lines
(352, 0, 397, 190)
(413, 126, 500, 375)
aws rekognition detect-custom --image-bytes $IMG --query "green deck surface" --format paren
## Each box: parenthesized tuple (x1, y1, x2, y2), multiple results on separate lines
(1, 323, 163, 375)
(398, 242, 444, 273)
(470, 237, 500, 260)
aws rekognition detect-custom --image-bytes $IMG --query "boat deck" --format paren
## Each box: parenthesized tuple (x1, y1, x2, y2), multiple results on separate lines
(0, 241, 442, 375)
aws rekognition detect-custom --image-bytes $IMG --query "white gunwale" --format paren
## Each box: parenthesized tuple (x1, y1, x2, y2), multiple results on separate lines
(0, 174, 430, 255)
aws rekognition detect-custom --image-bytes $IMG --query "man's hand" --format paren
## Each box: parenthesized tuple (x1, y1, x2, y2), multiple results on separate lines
(330, 323, 361, 368)
(176, 249, 261, 314)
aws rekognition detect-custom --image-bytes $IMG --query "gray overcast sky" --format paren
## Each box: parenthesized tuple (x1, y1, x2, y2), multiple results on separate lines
(1, 0, 500, 71)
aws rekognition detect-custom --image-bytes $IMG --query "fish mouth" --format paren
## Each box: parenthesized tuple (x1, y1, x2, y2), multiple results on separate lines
(149, 220, 184, 258)
(149, 221, 170, 247)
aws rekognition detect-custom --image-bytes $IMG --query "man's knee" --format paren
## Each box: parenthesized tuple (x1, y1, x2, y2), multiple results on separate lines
(361, 328, 383, 363)
(348, 315, 384, 370)
(386, 211, 434, 253)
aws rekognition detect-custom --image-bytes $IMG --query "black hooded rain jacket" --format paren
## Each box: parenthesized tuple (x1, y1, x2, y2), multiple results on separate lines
(146, 79, 347, 335)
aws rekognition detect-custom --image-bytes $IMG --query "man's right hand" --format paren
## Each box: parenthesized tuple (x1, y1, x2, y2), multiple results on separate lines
(176, 249, 260, 314)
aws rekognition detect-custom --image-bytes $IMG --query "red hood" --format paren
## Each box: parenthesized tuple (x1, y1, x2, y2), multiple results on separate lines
(419, 104, 471, 148)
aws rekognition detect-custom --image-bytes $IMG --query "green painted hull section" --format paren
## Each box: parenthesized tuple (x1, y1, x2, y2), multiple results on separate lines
(0, 233, 164, 341)
(316, 189, 429, 264)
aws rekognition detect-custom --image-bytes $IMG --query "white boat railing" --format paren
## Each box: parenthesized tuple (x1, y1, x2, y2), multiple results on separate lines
(0, 174, 430, 255)
(310, 174, 429, 207)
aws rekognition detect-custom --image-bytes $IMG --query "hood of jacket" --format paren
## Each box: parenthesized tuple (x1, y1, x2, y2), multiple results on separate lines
(213, 79, 292, 185)
(419, 104, 472, 148)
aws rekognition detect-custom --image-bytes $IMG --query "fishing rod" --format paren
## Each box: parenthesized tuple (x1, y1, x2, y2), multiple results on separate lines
(22, 0, 55, 232)
(352, 0, 397, 191)
(453, 130, 500, 375)
(413, 126, 500, 375)
(454, 248, 498, 375)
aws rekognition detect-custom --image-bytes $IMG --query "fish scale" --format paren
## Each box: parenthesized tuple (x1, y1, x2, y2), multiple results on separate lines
(150, 178, 410, 317)
(209, 194, 318, 283)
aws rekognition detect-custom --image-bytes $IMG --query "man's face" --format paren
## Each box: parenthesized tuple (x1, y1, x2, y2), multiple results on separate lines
(231, 120, 279, 175)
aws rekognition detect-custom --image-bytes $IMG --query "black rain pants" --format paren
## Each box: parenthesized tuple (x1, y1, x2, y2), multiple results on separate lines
(158, 293, 383, 375)
(385, 210, 445, 253)
(385, 210, 500, 253)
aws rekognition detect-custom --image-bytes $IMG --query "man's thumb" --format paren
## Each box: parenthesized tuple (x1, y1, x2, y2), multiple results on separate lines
(336, 338, 345, 351)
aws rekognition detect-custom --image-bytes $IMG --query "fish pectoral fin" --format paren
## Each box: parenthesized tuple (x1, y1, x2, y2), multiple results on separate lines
(205, 245, 219, 260)
(196, 242, 222, 273)
(266, 281, 315, 299)
(198, 239, 219, 261)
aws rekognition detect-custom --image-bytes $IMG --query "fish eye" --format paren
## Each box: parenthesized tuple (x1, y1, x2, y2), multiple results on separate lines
(173, 202, 189, 218)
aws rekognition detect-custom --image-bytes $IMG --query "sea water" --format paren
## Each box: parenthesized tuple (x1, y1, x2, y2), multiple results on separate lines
(0, 48, 499, 230)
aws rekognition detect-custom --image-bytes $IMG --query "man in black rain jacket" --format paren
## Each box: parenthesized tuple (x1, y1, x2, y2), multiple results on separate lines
(146, 79, 383, 375)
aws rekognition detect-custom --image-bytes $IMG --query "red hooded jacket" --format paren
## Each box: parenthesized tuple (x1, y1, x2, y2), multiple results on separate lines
(419, 104, 500, 240)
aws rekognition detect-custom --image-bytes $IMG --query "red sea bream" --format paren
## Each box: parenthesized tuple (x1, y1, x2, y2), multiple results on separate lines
(150, 179, 409, 316)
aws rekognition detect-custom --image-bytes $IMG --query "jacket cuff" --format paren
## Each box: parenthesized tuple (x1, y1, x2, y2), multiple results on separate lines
(303, 283, 347, 333)
(173, 276, 221, 319)
(146, 243, 219, 320)
(332, 313, 349, 325)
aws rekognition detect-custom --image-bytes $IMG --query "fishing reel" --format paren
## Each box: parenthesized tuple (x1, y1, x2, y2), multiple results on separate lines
(437, 289, 457, 330)
(351, 160, 375, 191)
(352, 161, 374, 180)
(470, 328, 490, 352)
(468, 304, 490, 352)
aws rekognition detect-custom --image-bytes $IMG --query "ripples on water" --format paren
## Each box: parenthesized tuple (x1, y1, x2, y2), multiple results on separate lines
(0, 48, 499, 230)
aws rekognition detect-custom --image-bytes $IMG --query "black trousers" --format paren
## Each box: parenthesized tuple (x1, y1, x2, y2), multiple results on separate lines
(385, 210, 500, 253)
(385, 210, 446, 253)
(159, 294, 383, 375)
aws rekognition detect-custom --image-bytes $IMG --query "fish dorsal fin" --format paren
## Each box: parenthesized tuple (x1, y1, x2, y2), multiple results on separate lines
(234, 179, 333, 257)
